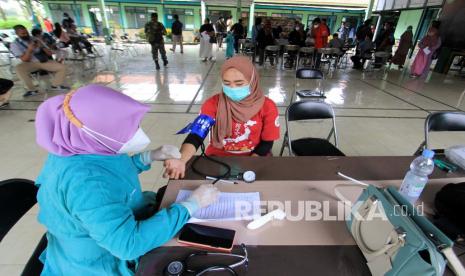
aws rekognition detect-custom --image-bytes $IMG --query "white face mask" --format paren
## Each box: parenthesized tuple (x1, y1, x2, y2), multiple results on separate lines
(118, 128, 151, 154)
(82, 127, 151, 154)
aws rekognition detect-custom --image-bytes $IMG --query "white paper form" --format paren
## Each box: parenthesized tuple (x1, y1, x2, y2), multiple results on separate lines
(175, 190, 261, 222)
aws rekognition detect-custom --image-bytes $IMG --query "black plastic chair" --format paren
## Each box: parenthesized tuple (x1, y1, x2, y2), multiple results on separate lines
(280, 101, 344, 156)
(0, 179, 38, 241)
(294, 68, 325, 101)
(21, 234, 46, 276)
(414, 112, 465, 155)
(0, 179, 45, 275)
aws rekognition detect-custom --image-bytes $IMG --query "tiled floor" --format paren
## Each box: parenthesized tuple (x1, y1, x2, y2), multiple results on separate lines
(1, 43, 465, 273)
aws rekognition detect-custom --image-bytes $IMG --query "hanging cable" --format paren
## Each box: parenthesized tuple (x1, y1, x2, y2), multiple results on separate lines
(190, 143, 231, 184)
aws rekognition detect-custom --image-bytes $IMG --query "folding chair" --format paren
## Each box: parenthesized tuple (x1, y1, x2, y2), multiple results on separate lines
(414, 112, 465, 155)
(21, 234, 47, 276)
(0, 36, 16, 74)
(264, 45, 279, 67)
(297, 47, 315, 68)
(318, 48, 337, 74)
(0, 179, 38, 241)
(293, 68, 326, 101)
(238, 39, 246, 53)
(280, 101, 344, 156)
(282, 45, 300, 70)
(365, 51, 389, 73)
(242, 42, 255, 59)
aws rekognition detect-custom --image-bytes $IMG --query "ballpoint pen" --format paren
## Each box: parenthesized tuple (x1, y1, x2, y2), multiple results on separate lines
(206, 176, 238, 184)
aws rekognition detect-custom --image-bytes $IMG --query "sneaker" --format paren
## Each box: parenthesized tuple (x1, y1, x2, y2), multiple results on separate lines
(180, 51, 183, 54)
(169, 48, 174, 52)
(0, 102, 9, 109)
(163, 60, 168, 67)
(155, 61, 160, 70)
(50, 85, 70, 91)
(23, 90, 39, 97)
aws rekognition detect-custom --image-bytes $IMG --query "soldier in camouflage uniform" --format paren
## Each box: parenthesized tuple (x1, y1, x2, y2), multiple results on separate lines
(144, 13, 168, 70)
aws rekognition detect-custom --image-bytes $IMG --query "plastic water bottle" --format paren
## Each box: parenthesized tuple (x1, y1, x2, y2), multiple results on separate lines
(399, 149, 435, 204)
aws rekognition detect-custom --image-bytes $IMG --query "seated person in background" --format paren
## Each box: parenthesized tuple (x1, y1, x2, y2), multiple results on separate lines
(351, 35, 374, 70)
(0, 78, 14, 108)
(286, 26, 304, 68)
(328, 33, 344, 55)
(10, 25, 69, 97)
(53, 22, 71, 46)
(164, 56, 280, 179)
(31, 28, 56, 49)
(34, 84, 220, 275)
(256, 20, 275, 66)
(60, 16, 94, 55)
(32, 28, 67, 63)
(288, 25, 305, 47)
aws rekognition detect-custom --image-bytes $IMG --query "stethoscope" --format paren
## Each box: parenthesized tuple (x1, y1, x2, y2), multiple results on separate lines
(164, 244, 248, 276)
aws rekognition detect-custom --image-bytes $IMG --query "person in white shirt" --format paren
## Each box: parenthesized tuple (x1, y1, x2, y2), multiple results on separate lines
(10, 25, 69, 97)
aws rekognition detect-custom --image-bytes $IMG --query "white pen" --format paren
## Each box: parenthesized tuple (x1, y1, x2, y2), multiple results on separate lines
(205, 176, 238, 184)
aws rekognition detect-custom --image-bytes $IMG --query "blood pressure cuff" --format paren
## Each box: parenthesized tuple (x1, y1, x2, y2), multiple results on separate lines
(176, 114, 215, 139)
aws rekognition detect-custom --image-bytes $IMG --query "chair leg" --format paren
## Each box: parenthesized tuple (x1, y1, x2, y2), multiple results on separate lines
(414, 141, 426, 156)
(280, 132, 288, 156)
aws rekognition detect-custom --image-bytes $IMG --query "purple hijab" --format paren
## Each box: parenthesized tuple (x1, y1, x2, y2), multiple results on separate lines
(35, 84, 150, 156)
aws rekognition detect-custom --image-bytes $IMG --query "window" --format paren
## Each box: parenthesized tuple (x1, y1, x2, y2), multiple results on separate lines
(125, 7, 157, 29)
(306, 15, 337, 33)
(89, 6, 122, 28)
(208, 10, 232, 25)
(164, 8, 195, 30)
(271, 13, 302, 20)
(48, 4, 84, 27)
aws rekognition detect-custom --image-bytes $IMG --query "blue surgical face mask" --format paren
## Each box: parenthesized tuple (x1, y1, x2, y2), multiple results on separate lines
(222, 70, 254, 102)
(222, 84, 251, 102)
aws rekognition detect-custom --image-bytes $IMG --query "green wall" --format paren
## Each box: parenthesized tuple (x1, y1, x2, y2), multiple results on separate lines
(42, 0, 364, 33)
(394, 9, 423, 40)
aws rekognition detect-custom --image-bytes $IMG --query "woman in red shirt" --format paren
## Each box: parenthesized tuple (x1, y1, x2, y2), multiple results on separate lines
(164, 56, 280, 179)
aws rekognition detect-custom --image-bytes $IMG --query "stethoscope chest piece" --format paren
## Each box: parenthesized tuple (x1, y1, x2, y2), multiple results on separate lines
(166, 260, 184, 276)
(242, 171, 256, 183)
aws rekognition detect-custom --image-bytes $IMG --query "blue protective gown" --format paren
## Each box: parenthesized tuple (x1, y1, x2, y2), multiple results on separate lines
(35, 153, 190, 276)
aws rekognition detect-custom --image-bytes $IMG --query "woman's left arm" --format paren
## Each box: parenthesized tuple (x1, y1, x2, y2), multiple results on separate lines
(254, 99, 281, 156)
(252, 140, 274, 156)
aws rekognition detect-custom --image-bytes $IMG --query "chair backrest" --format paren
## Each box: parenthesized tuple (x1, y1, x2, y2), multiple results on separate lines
(425, 112, 465, 148)
(244, 42, 254, 48)
(374, 51, 390, 58)
(265, 45, 279, 51)
(285, 101, 339, 149)
(299, 47, 315, 54)
(296, 68, 323, 80)
(318, 48, 335, 54)
(0, 179, 37, 241)
(285, 44, 299, 51)
(286, 100, 335, 122)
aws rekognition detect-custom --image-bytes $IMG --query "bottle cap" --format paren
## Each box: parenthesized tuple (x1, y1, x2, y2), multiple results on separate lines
(422, 149, 435, 159)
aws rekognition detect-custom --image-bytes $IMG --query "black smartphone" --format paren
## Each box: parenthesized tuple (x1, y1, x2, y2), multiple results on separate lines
(178, 223, 236, 252)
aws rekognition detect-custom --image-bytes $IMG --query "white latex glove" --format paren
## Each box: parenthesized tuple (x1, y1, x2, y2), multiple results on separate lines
(179, 184, 220, 215)
(140, 145, 181, 165)
(151, 145, 181, 161)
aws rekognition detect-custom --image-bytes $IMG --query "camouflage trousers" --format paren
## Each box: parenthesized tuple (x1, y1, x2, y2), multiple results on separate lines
(150, 42, 167, 62)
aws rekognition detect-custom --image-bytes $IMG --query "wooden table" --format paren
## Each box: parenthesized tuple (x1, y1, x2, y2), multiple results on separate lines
(137, 156, 465, 276)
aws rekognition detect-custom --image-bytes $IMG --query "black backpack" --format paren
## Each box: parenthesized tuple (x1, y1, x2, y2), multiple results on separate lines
(434, 183, 465, 240)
